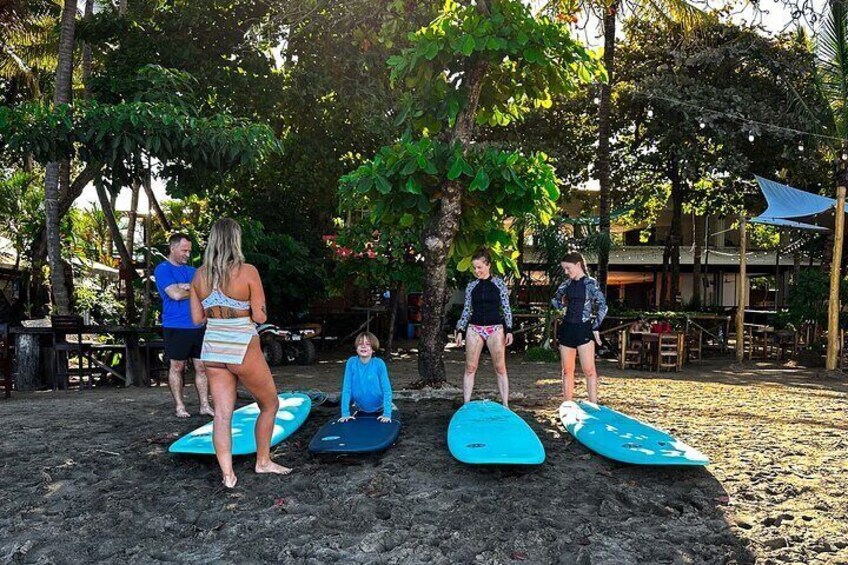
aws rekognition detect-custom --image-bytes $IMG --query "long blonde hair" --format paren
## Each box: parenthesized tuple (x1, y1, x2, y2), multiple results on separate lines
(203, 218, 245, 291)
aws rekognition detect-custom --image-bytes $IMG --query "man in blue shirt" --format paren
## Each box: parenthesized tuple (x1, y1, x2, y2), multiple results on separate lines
(154, 233, 213, 418)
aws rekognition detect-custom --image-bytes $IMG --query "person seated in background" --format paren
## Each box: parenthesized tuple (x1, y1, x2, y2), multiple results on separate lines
(338, 332, 393, 424)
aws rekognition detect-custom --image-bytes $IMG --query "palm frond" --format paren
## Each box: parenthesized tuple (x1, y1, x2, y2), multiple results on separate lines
(787, 77, 835, 138)
(633, 0, 714, 32)
(817, 0, 848, 139)
(0, 0, 64, 96)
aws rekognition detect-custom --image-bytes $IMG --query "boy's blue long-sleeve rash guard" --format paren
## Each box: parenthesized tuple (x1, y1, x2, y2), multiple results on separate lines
(340, 356, 393, 418)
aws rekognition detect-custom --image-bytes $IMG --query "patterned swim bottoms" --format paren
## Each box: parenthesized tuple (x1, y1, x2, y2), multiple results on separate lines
(468, 324, 502, 340)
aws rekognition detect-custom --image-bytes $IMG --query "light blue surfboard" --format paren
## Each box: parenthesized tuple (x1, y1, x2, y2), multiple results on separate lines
(169, 392, 312, 456)
(448, 401, 545, 465)
(559, 401, 709, 466)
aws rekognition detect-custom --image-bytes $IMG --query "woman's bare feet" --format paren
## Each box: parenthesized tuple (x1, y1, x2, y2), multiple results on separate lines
(255, 460, 292, 475)
(222, 473, 238, 489)
(175, 406, 190, 418)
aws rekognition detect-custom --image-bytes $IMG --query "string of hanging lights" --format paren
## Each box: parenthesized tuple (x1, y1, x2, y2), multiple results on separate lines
(636, 92, 848, 158)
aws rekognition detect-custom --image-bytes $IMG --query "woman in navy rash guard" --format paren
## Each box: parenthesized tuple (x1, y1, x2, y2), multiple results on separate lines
(454, 248, 513, 408)
(551, 252, 608, 403)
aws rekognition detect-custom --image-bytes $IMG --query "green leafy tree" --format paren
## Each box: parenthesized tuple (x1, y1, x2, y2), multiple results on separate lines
(239, 220, 326, 320)
(40, 0, 78, 314)
(785, 269, 848, 328)
(614, 17, 829, 307)
(543, 0, 708, 296)
(339, 0, 603, 383)
(0, 64, 283, 320)
(214, 1, 439, 254)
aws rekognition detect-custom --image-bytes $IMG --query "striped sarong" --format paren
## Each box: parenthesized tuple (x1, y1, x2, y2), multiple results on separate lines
(201, 317, 257, 364)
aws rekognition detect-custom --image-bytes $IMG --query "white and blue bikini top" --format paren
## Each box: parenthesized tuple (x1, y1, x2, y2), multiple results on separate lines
(201, 285, 250, 311)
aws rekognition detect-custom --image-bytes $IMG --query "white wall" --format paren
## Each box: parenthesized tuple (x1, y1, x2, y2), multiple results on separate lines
(720, 272, 750, 307)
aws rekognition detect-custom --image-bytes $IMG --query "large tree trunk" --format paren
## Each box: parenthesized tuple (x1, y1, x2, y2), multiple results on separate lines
(126, 176, 141, 257)
(14, 334, 43, 391)
(104, 191, 116, 262)
(418, 184, 464, 383)
(668, 156, 683, 309)
(660, 245, 670, 307)
(43, 0, 78, 316)
(140, 213, 153, 326)
(82, 0, 94, 97)
(692, 213, 704, 307)
(57, 159, 76, 307)
(793, 248, 801, 283)
(595, 1, 619, 296)
(143, 162, 171, 232)
(124, 175, 141, 321)
(417, 53, 489, 385)
(95, 178, 137, 322)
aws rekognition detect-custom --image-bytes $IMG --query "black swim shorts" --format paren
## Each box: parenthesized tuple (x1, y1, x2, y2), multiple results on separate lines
(163, 327, 205, 361)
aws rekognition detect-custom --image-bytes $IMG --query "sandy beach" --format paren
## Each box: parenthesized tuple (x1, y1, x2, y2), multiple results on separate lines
(1, 344, 846, 564)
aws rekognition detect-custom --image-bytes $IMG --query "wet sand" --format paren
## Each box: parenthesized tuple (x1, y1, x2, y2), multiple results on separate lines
(1, 344, 846, 564)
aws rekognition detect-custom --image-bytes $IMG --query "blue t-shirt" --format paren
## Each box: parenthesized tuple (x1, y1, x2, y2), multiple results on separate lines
(340, 356, 393, 418)
(154, 261, 201, 329)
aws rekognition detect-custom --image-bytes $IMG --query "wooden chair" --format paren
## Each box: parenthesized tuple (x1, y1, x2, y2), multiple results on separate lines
(620, 330, 643, 369)
(50, 315, 94, 390)
(657, 333, 681, 372)
(729, 327, 753, 360)
(686, 328, 702, 362)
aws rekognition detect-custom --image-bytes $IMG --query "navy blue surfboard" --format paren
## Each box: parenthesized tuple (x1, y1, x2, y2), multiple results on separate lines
(309, 411, 401, 454)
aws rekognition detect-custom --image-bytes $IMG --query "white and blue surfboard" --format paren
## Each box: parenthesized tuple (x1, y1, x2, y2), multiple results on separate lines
(169, 392, 311, 455)
(559, 401, 708, 466)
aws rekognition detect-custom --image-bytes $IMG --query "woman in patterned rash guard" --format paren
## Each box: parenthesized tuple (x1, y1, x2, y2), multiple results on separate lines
(454, 248, 514, 408)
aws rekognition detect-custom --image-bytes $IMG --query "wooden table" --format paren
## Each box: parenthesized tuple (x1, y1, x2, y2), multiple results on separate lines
(628, 332, 660, 370)
(350, 306, 387, 334)
(751, 327, 797, 360)
(627, 331, 686, 371)
(8, 325, 162, 389)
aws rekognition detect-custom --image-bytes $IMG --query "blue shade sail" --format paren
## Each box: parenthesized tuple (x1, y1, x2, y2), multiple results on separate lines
(750, 175, 843, 232)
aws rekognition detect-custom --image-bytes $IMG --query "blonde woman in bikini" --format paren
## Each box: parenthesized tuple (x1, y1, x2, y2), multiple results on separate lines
(454, 248, 514, 408)
(190, 218, 290, 488)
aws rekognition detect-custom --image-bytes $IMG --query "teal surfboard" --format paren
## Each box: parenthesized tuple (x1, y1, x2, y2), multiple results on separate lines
(448, 401, 545, 465)
(559, 401, 709, 466)
(169, 392, 312, 455)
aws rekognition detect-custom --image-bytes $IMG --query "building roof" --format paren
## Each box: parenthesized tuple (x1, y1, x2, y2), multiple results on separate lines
(0, 235, 118, 278)
(526, 245, 802, 267)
